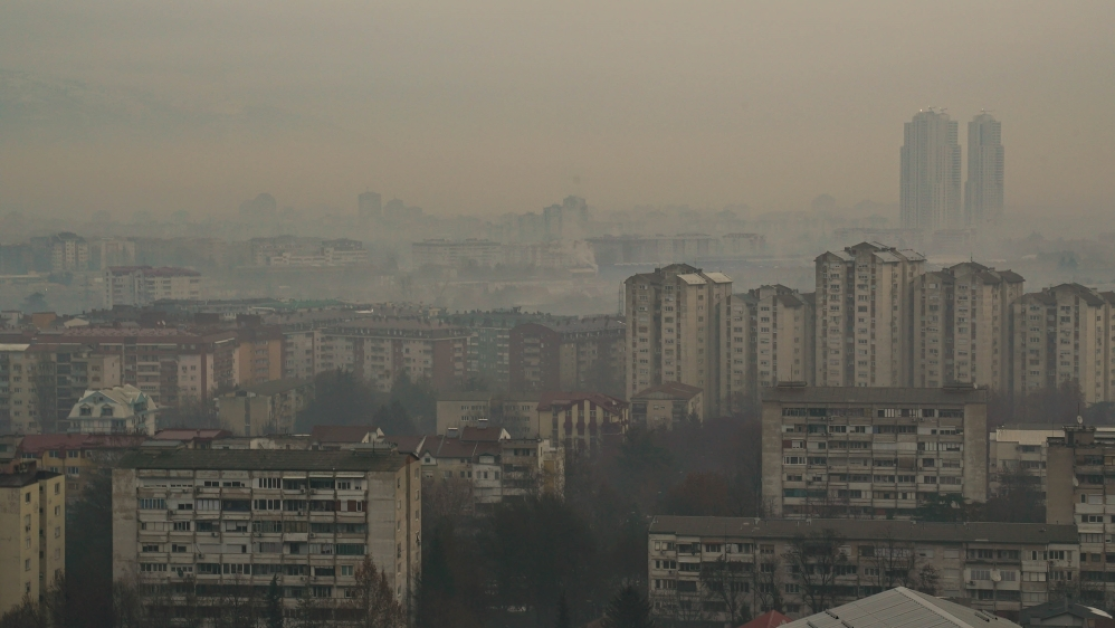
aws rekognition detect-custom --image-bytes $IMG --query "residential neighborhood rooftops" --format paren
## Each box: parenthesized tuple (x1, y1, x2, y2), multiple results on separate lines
(762, 385, 989, 405)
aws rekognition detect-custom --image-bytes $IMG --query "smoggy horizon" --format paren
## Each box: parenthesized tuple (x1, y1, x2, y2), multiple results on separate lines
(2, 1, 1113, 219)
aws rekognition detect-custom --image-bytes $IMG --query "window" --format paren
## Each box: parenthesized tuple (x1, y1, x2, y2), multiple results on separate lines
(139, 498, 166, 510)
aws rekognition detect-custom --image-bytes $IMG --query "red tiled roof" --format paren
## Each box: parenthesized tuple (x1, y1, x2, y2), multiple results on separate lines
(737, 610, 790, 628)
(153, 429, 231, 441)
(311, 425, 376, 443)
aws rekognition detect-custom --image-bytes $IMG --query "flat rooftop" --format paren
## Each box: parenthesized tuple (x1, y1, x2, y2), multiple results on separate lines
(117, 448, 411, 472)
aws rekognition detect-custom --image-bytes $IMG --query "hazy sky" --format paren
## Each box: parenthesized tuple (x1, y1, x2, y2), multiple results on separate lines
(1, 1, 1113, 218)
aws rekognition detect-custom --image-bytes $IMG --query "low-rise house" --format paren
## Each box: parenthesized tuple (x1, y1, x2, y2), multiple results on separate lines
(538, 392, 628, 454)
(648, 516, 1079, 624)
(63, 384, 158, 435)
(630, 382, 704, 430)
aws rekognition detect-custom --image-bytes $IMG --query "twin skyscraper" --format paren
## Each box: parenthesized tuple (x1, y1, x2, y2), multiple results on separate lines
(899, 108, 1004, 230)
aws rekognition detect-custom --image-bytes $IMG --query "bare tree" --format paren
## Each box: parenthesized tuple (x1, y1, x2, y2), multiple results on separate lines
(699, 555, 751, 626)
(345, 556, 404, 628)
(755, 555, 785, 614)
(861, 536, 939, 595)
(784, 529, 848, 614)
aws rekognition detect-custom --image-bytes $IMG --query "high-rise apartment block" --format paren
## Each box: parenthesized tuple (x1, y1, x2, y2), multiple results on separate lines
(624, 264, 733, 419)
(815, 243, 926, 388)
(901, 109, 962, 230)
(739, 285, 815, 391)
(761, 385, 988, 519)
(112, 448, 420, 618)
(965, 113, 1004, 224)
(1012, 285, 1115, 404)
(912, 263, 1023, 390)
(0, 469, 65, 616)
(316, 319, 469, 392)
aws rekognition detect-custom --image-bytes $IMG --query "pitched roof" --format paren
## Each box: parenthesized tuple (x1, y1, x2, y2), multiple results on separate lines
(459, 426, 509, 442)
(782, 587, 1022, 628)
(648, 516, 1079, 545)
(1019, 599, 1114, 624)
(738, 610, 791, 628)
(310, 425, 378, 444)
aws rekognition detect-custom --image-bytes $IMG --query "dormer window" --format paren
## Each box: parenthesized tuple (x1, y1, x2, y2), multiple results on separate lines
(79, 405, 93, 417)
(100, 405, 114, 417)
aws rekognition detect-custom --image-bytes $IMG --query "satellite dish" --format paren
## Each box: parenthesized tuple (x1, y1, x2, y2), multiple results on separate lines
(991, 570, 1002, 582)
(1078, 416, 1085, 426)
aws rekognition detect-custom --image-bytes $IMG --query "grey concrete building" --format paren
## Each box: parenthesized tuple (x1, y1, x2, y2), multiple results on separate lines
(112, 448, 420, 617)
(649, 516, 1078, 624)
(761, 385, 988, 519)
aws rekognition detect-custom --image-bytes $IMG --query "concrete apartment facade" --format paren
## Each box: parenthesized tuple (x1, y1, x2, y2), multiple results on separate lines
(1012, 285, 1115, 405)
(814, 243, 926, 389)
(1045, 426, 1115, 607)
(508, 317, 625, 394)
(217, 379, 313, 437)
(912, 263, 1023, 392)
(625, 264, 733, 418)
(112, 448, 420, 617)
(317, 319, 469, 393)
(761, 385, 988, 519)
(738, 285, 815, 392)
(104, 266, 202, 308)
(648, 516, 1078, 624)
(1, 342, 121, 435)
(0, 469, 65, 616)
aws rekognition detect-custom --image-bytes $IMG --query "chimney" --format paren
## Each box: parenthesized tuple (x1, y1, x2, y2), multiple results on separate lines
(478, 418, 489, 429)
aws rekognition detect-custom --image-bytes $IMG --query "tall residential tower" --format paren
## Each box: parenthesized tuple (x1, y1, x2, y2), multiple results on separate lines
(965, 112, 1004, 224)
(900, 109, 961, 230)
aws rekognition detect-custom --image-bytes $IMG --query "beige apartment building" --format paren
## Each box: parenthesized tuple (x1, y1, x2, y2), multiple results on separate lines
(104, 266, 202, 308)
(112, 448, 420, 618)
(1, 342, 121, 435)
(739, 285, 815, 393)
(624, 264, 733, 418)
(1012, 285, 1114, 404)
(912, 263, 1023, 391)
(761, 385, 988, 519)
(814, 242, 926, 388)
(0, 468, 65, 616)
(648, 516, 1079, 623)
(630, 382, 704, 430)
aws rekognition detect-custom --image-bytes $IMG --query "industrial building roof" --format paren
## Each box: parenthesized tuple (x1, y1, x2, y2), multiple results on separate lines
(648, 516, 1079, 545)
(782, 587, 1022, 628)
